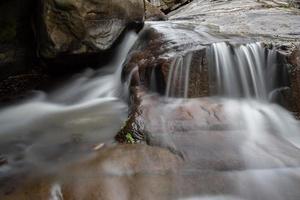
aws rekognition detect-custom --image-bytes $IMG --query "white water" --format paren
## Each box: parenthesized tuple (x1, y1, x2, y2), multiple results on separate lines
(161, 41, 300, 199)
(209, 42, 281, 99)
(166, 53, 192, 98)
(0, 31, 138, 168)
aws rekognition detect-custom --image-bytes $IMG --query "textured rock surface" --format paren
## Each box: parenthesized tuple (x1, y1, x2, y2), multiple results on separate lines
(169, 0, 300, 43)
(145, 1, 167, 20)
(286, 45, 300, 118)
(0, 144, 182, 200)
(117, 90, 300, 172)
(38, 0, 145, 58)
(147, 0, 192, 13)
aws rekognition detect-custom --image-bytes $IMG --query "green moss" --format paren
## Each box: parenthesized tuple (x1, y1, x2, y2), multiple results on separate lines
(125, 132, 135, 144)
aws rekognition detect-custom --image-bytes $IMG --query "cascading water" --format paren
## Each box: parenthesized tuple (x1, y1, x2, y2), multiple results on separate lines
(160, 41, 300, 199)
(166, 53, 193, 98)
(0, 31, 138, 170)
(208, 42, 286, 100)
(0, 24, 299, 200)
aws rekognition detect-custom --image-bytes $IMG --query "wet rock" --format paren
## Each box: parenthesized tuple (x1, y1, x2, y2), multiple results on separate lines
(0, 73, 48, 103)
(37, 0, 145, 58)
(122, 23, 210, 98)
(117, 88, 227, 143)
(0, 144, 182, 200)
(145, 1, 168, 21)
(117, 90, 300, 171)
(286, 45, 300, 118)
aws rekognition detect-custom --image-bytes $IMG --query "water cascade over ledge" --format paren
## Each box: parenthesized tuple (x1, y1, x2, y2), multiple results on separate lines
(1, 21, 300, 200)
(0, 32, 138, 170)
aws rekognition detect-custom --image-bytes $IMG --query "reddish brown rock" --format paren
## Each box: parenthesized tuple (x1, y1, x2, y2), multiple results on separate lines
(0, 144, 182, 200)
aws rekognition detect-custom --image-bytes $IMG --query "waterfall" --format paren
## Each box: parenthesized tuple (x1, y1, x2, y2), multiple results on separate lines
(165, 42, 288, 101)
(0, 31, 138, 167)
(165, 53, 192, 98)
(208, 42, 284, 100)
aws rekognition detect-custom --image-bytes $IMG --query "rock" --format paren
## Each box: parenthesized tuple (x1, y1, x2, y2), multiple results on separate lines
(289, 0, 300, 8)
(286, 45, 300, 118)
(0, 144, 182, 200)
(116, 88, 229, 144)
(121, 23, 210, 98)
(0, 0, 44, 102)
(146, 0, 192, 13)
(145, 1, 168, 20)
(37, 0, 145, 58)
(168, 0, 300, 42)
(117, 90, 300, 171)
(0, 0, 36, 81)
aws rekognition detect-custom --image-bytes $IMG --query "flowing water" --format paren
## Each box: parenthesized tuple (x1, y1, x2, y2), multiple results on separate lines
(0, 22, 300, 200)
(0, 31, 138, 173)
(159, 40, 300, 199)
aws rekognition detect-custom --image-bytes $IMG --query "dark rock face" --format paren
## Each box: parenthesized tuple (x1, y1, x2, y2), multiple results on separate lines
(0, 0, 36, 81)
(0, 0, 46, 102)
(289, 0, 300, 8)
(286, 46, 300, 118)
(37, 0, 145, 58)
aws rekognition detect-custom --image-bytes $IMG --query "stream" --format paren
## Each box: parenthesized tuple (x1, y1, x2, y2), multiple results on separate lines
(1, 2, 300, 200)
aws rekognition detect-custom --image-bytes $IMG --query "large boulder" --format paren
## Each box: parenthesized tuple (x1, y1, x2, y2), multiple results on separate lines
(37, 0, 145, 58)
